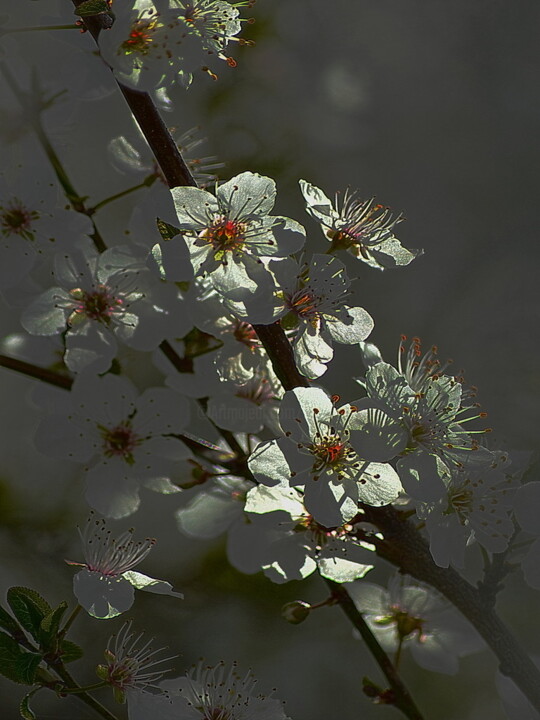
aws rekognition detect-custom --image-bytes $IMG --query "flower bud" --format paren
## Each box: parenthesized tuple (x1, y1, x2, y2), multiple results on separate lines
(281, 600, 311, 624)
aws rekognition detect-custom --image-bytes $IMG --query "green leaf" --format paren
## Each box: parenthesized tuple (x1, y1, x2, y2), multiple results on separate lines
(156, 218, 181, 241)
(0, 632, 41, 685)
(15, 652, 42, 685)
(20, 689, 39, 720)
(59, 640, 84, 664)
(0, 603, 25, 638)
(74, 0, 110, 16)
(39, 602, 67, 651)
(7, 588, 52, 642)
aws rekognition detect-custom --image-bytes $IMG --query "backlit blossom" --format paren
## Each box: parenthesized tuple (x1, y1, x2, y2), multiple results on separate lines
(99, 0, 252, 91)
(299, 179, 421, 270)
(236, 479, 375, 583)
(170, 172, 305, 315)
(67, 514, 182, 619)
(346, 574, 483, 674)
(248, 387, 403, 526)
(159, 661, 291, 720)
(269, 254, 374, 378)
(99, 621, 175, 704)
(21, 242, 184, 374)
(416, 452, 517, 568)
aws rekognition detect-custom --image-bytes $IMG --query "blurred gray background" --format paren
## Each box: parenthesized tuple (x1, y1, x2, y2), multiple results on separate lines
(1, 0, 540, 718)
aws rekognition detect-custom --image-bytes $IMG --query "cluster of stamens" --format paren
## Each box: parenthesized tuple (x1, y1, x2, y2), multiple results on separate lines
(236, 377, 276, 406)
(78, 513, 156, 577)
(121, 14, 161, 56)
(287, 399, 361, 481)
(0, 199, 38, 241)
(180, 660, 267, 720)
(232, 319, 259, 350)
(285, 288, 320, 322)
(67, 285, 124, 326)
(327, 189, 402, 256)
(98, 621, 174, 696)
(98, 420, 143, 464)
(204, 215, 247, 255)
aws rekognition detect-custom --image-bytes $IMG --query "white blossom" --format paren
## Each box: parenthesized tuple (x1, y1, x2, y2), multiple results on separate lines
(248, 387, 403, 526)
(169, 172, 305, 316)
(21, 242, 184, 374)
(299, 179, 421, 269)
(238, 479, 375, 583)
(33, 373, 192, 518)
(268, 254, 374, 379)
(0, 171, 92, 289)
(67, 514, 183, 619)
(417, 452, 517, 568)
(155, 661, 291, 720)
(346, 574, 483, 674)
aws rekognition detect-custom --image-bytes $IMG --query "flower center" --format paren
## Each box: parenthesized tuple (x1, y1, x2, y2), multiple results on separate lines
(0, 200, 39, 240)
(286, 289, 319, 321)
(232, 320, 259, 349)
(375, 607, 426, 642)
(446, 484, 473, 522)
(120, 17, 159, 56)
(68, 285, 124, 326)
(236, 378, 276, 406)
(204, 216, 246, 257)
(99, 422, 142, 465)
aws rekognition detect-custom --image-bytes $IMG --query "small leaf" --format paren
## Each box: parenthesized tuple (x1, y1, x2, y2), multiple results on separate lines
(74, 0, 110, 16)
(7, 588, 52, 642)
(20, 689, 39, 720)
(15, 652, 42, 685)
(0, 632, 41, 685)
(59, 640, 84, 664)
(156, 218, 181, 241)
(39, 602, 68, 651)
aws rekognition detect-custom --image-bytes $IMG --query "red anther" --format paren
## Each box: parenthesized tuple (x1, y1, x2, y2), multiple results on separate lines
(401, 334, 407, 341)
(350, 405, 358, 412)
(226, 57, 237, 68)
(480, 412, 488, 418)
(331, 394, 340, 404)
(313, 408, 320, 414)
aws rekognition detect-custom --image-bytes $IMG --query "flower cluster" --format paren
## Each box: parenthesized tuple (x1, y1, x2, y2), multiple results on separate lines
(99, 0, 254, 91)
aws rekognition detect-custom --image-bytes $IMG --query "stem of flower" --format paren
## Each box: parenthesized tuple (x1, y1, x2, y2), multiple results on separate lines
(0, 61, 107, 253)
(326, 579, 425, 720)
(57, 680, 109, 694)
(48, 662, 118, 720)
(88, 176, 158, 214)
(5, 25, 81, 33)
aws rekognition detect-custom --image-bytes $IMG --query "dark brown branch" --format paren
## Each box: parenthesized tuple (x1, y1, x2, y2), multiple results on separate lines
(251, 322, 309, 391)
(0, 355, 73, 390)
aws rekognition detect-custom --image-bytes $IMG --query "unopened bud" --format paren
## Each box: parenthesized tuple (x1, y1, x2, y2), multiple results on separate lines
(281, 600, 311, 624)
